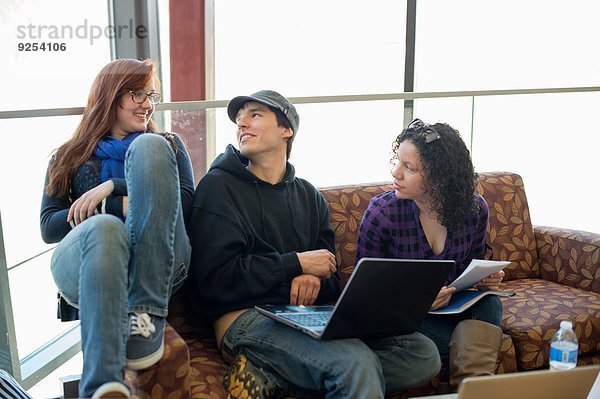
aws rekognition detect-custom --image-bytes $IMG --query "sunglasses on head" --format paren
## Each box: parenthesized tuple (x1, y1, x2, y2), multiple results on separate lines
(407, 118, 441, 143)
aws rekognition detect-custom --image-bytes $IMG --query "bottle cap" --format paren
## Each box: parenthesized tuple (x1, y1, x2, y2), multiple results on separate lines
(560, 320, 573, 329)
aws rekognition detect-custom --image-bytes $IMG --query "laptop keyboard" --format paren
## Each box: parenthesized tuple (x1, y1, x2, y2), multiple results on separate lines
(279, 311, 332, 327)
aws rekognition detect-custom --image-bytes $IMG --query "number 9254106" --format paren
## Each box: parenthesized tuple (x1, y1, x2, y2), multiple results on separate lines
(18, 42, 66, 51)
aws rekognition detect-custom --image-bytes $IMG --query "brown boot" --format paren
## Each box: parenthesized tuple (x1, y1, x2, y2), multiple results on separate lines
(449, 319, 502, 391)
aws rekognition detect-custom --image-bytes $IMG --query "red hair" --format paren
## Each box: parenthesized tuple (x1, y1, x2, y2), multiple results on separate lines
(46, 58, 160, 197)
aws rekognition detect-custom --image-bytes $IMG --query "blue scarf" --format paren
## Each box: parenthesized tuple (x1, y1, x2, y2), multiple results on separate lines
(94, 132, 143, 182)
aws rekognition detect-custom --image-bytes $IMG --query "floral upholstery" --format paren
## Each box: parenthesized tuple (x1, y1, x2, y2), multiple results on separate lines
(129, 171, 599, 397)
(321, 182, 394, 287)
(476, 172, 600, 370)
(476, 173, 540, 281)
(500, 278, 600, 370)
(126, 293, 230, 398)
(125, 322, 192, 399)
(535, 226, 600, 292)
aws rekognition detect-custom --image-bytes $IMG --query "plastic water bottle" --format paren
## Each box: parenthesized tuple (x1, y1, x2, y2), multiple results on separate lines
(549, 320, 578, 370)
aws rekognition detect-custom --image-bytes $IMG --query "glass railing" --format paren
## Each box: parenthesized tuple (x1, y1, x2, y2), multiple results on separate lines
(1, 85, 599, 392)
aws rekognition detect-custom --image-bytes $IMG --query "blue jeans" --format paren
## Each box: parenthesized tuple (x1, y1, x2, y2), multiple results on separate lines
(417, 295, 502, 380)
(51, 134, 191, 397)
(222, 310, 441, 398)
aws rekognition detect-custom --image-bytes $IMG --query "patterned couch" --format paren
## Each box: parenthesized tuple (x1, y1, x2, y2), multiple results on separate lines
(127, 171, 600, 398)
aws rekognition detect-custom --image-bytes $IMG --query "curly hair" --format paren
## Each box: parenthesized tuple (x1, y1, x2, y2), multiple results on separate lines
(391, 121, 479, 230)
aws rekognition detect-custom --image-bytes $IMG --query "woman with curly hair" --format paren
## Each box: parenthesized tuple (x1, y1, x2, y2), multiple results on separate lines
(356, 118, 504, 392)
(40, 58, 194, 398)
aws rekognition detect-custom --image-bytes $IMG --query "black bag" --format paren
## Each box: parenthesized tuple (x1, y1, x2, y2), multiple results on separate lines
(57, 293, 79, 321)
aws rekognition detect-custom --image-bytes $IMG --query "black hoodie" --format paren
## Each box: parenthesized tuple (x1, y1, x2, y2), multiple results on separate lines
(186, 145, 341, 322)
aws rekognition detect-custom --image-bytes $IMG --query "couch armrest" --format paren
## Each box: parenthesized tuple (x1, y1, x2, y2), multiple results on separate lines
(535, 225, 600, 293)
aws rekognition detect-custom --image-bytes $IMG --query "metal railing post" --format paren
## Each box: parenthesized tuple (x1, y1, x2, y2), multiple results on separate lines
(0, 210, 21, 380)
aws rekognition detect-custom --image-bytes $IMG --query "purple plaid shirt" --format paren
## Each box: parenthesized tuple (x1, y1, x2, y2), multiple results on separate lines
(356, 190, 489, 284)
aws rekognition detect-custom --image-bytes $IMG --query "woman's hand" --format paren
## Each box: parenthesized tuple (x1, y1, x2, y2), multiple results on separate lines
(430, 286, 456, 310)
(68, 180, 114, 225)
(475, 270, 505, 291)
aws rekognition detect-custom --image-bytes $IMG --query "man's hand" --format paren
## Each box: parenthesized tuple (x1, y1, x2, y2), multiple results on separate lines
(430, 286, 456, 310)
(290, 274, 321, 306)
(68, 180, 114, 225)
(297, 249, 337, 278)
(475, 270, 505, 291)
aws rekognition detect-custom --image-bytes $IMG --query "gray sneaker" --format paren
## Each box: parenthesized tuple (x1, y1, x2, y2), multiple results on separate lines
(125, 312, 165, 370)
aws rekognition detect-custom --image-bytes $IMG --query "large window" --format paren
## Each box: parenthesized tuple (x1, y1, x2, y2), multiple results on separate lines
(414, 0, 600, 232)
(414, 0, 600, 91)
(214, 0, 406, 98)
(0, 116, 80, 357)
(1, 0, 111, 395)
(213, 0, 408, 186)
(1, 1, 599, 397)
(212, 0, 600, 233)
(1, 1, 112, 110)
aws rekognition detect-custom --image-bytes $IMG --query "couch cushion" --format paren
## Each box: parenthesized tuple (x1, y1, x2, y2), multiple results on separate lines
(477, 172, 540, 280)
(126, 322, 192, 399)
(168, 292, 229, 397)
(186, 331, 229, 397)
(536, 225, 600, 292)
(498, 333, 518, 374)
(171, 318, 228, 397)
(320, 183, 394, 286)
(501, 278, 600, 370)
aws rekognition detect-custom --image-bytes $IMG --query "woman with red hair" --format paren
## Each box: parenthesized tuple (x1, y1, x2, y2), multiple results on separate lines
(40, 58, 194, 398)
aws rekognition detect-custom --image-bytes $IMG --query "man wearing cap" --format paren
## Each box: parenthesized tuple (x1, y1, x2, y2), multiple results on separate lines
(186, 90, 440, 398)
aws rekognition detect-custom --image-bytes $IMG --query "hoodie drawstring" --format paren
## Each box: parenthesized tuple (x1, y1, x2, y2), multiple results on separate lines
(253, 181, 269, 241)
(285, 181, 304, 247)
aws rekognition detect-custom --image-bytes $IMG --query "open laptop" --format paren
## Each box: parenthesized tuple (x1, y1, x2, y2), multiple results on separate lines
(457, 365, 600, 399)
(255, 257, 453, 340)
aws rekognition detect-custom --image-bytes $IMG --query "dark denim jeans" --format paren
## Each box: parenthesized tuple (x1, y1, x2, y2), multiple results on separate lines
(222, 309, 441, 398)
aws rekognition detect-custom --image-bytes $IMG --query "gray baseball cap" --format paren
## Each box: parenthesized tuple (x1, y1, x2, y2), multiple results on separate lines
(227, 90, 300, 133)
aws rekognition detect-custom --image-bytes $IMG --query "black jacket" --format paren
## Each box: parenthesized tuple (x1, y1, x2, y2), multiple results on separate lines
(187, 145, 340, 321)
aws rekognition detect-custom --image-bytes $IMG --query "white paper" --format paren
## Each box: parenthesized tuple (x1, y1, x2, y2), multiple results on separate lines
(587, 369, 600, 398)
(449, 259, 511, 291)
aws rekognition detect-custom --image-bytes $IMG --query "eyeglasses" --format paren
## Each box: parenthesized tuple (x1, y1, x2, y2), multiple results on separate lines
(129, 90, 162, 105)
(407, 118, 441, 143)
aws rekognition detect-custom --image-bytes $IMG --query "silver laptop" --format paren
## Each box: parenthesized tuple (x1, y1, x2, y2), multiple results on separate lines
(458, 365, 600, 399)
(255, 257, 453, 340)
